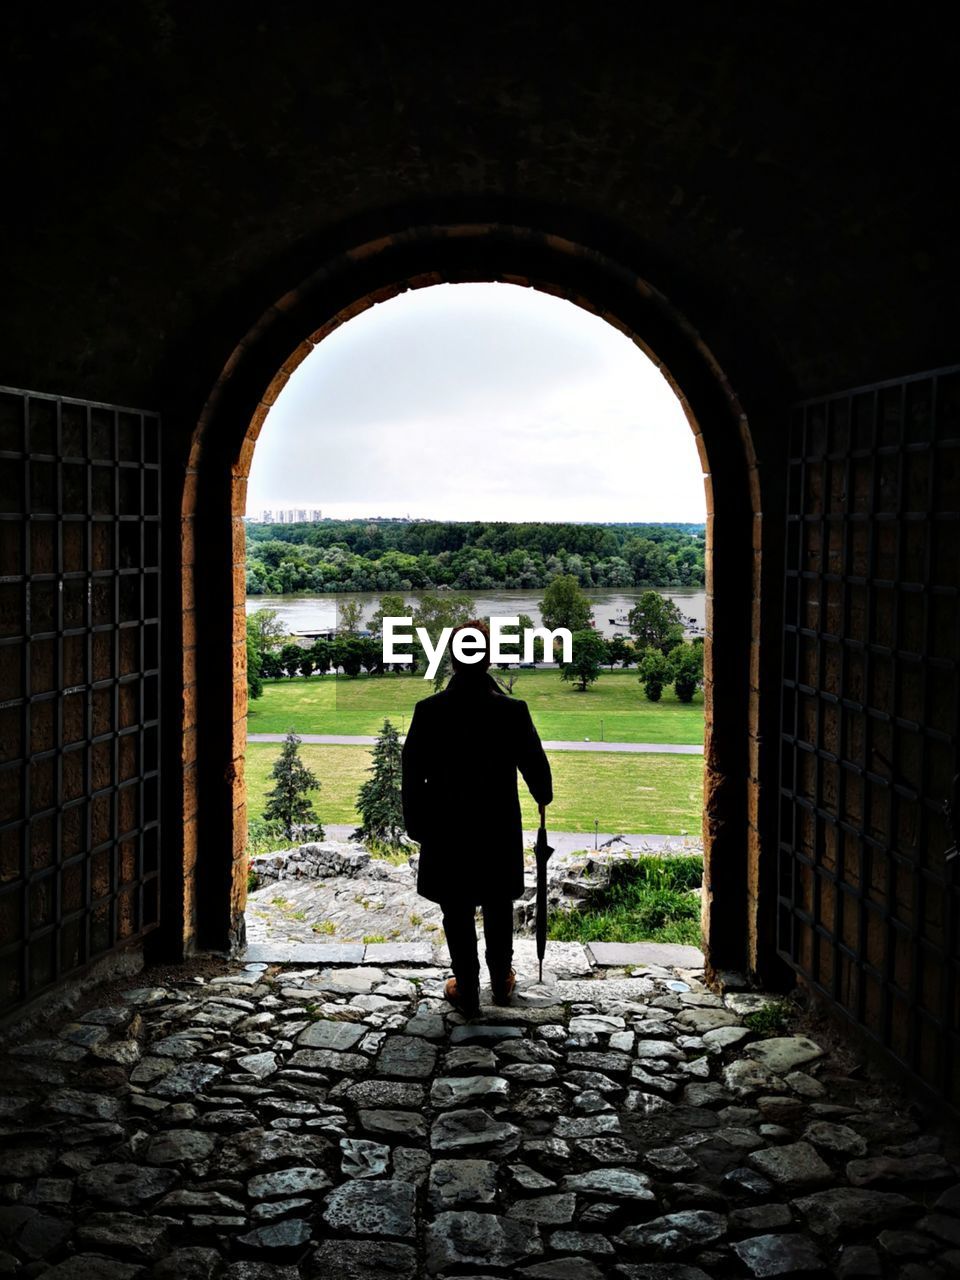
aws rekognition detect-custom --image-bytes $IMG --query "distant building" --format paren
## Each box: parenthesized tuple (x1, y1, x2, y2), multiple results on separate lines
(252, 506, 322, 524)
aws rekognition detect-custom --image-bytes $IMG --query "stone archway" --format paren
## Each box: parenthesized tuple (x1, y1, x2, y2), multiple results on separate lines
(181, 220, 773, 984)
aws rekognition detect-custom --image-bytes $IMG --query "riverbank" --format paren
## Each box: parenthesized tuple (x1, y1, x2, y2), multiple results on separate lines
(246, 585, 707, 640)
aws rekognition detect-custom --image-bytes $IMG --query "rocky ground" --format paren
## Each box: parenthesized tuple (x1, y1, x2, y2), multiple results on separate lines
(1, 948, 959, 1280)
(244, 841, 700, 947)
(245, 846, 446, 948)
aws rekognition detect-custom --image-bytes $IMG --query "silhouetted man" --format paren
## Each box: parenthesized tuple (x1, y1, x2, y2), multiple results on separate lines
(401, 620, 553, 1018)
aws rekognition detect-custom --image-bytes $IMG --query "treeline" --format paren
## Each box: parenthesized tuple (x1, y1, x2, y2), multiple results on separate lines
(245, 520, 705, 595)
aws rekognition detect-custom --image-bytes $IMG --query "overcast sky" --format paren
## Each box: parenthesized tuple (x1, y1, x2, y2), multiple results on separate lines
(247, 283, 706, 523)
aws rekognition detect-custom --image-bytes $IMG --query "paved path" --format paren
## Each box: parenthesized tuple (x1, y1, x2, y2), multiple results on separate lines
(312, 823, 701, 855)
(248, 731, 703, 754)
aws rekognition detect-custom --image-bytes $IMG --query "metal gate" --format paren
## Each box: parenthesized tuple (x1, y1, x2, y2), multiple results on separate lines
(0, 386, 160, 1014)
(778, 366, 960, 1109)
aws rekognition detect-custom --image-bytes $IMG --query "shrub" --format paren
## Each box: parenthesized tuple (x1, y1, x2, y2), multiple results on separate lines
(246, 817, 291, 858)
(670, 640, 704, 703)
(743, 1000, 792, 1034)
(639, 647, 672, 701)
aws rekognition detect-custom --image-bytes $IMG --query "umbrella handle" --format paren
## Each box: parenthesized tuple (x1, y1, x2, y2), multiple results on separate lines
(539, 803, 546, 828)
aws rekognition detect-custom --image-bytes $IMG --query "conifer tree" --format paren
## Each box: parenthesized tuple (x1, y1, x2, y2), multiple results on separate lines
(263, 729, 323, 840)
(354, 719, 405, 845)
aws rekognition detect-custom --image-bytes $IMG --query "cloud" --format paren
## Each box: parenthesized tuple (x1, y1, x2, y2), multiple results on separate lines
(248, 282, 706, 523)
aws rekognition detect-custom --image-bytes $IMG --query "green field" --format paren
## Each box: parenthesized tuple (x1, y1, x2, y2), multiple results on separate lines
(247, 669, 704, 745)
(245, 742, 704, 835)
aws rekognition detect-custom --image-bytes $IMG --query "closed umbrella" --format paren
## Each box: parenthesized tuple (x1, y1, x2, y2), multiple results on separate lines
(535, 803, 554, 983)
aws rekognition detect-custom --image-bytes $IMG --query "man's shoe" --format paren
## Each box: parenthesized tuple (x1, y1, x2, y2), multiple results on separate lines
(491, 969, 517, 1006)
(444, 977, 480, 1019)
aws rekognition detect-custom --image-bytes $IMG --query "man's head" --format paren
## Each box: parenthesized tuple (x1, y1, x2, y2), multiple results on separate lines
(450, 619, 491, 672)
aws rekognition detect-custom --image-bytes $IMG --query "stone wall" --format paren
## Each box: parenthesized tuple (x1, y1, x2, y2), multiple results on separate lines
(248, 843, 399, 891)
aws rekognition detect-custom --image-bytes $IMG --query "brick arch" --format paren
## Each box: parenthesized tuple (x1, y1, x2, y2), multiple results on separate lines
(181, 221, 772, 983)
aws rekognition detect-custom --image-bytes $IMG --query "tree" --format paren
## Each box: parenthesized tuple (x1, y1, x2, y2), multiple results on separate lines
(298, 653, 315, 679)
(628, 589, 685, 654)
(493, 669, 520, 695)
(309, 639, 330, 675)
(539, 574, 594, 632)
(370, 593, 407, 635)
(562, 628, 608, 692)
(353, 719, 405, 845)
(330, 635, 365, 677)
(360, 636, 383, 674)
(493, 613, 535, 692)
(606, 634, 632, 669)
(639, 646, 672, 701)
(670, 639, 704, 703)
(412, 591, 475, 689)
(260, 650, 284, 679)
(337, 598, 364, 633)
(246, 633, 263, 701)
(247, 607, 287, 652)
(246, 608, 285, 695)
(280, 641, 305, 677)
(563, 553, 593, 586)
(263, 729, 323, 840)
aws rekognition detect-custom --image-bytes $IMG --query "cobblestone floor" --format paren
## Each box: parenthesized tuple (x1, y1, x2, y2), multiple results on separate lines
(1, 953, 958, 1280)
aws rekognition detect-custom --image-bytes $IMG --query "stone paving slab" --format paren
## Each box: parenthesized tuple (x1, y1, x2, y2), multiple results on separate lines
(362, 942, 435, 966)
(244, 936, 597, 980)
(512, 940, 595, 979)
(587, 940, 705, 968)
(1, 955, 958, 1280)
(241, 942, 365, 964)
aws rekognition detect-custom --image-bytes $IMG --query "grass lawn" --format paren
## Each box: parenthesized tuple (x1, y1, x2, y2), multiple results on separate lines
(247, 669, 704, 745)
(548, 855, 703, 946)
(246, 743, 371, 826)
(245, 742, 704, 835)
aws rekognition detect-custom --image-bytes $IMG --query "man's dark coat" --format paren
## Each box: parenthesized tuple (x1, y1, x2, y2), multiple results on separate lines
(401, 671, 553, 904)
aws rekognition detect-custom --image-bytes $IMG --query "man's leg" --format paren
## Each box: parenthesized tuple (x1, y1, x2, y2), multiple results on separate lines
(441, 900, 481, 1011)
(481, 898, 515, 993)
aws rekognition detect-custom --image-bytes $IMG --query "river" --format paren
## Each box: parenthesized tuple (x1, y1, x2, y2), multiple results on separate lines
(245, 587, 706, 639)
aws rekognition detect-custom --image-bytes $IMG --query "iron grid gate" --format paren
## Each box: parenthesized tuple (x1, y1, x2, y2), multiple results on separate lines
(0, 386, 160, 1014)
(778, 366, 960, 1110)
